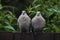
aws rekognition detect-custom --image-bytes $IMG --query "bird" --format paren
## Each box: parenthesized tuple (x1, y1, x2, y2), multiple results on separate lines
(17, 10, 31, 32)
(32, 11, 45, 32)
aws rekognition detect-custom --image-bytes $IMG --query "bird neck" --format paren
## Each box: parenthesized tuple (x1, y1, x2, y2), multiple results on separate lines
(21, 13, 26, 15)
(36, 14, 41, 17)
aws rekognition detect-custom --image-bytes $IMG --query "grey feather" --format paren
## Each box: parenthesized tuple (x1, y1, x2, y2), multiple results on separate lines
(17, 10, 31, 32)
(32, 11, 45, 32)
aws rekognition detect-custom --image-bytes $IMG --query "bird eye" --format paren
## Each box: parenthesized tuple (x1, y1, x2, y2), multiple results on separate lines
(22, 11, 26, 15)
(23, 13, 25, 15)
(37, 13, 40, 16)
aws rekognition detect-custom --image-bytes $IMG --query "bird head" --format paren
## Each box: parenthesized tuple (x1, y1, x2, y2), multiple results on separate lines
(21, 10, 26, 15)
(36, 11, 41, 16)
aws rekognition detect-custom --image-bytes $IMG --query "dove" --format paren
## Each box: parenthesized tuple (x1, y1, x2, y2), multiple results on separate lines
(32, 11, 45, 32)
(17, 10, 31, 32)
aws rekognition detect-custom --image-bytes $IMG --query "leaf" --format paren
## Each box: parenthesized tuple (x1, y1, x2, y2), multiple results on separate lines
(57, 11, 60, 13)
(48, 8, 60, 13)
(0, 4, 3, 9)
(4, 22, 15, 31)
(52, 24, 60, 32)
(47, 8, 53, 12)
(32, 4, 41, 9)
(5, 25, 15, 31)
(32, 0, 38, 5)
(0, 24, 3, 28)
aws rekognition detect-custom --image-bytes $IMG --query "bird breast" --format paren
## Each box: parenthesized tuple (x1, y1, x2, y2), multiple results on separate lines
(32, 16, 45, 29)
(18, 15, 31, 26)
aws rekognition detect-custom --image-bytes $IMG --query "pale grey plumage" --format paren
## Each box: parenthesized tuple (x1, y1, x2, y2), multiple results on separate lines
(32, 11, 45, 32)
(17, 10, 31, 32)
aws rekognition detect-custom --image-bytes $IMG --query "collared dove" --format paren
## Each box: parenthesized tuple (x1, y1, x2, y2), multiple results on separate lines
(32, 11, 45, 32)
(17, 10, 31, 32)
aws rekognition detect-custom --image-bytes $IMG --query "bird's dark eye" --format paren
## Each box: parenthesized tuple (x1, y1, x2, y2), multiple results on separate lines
(37, 14, 40, 16)
(23, 13, 25, 15)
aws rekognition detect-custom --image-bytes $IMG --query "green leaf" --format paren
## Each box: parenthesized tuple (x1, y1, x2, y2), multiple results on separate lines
(32, 4, 41, 9)
(32, 0, 38, 5)
(4, 25, 15, 31)
(0, 4, 3, 9)
(0, 24, 3, 28)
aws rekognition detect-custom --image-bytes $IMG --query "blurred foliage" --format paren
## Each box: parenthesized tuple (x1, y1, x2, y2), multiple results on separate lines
(0, 0, 60, 32)
(26, 0, 60, 32)
(0, 4, 17, 32)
